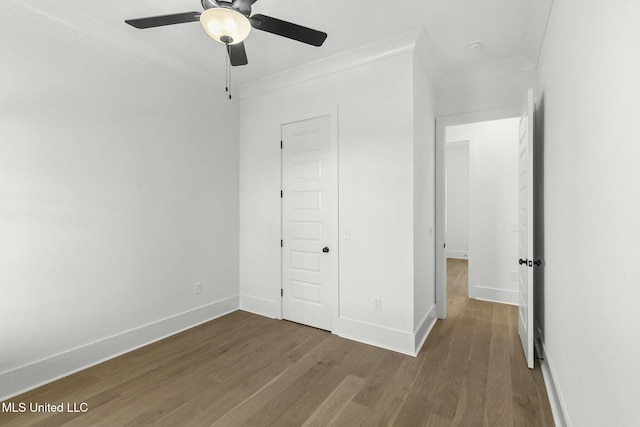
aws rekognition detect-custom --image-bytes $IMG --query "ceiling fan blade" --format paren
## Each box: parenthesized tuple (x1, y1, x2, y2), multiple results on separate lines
(125, 12, 201, 29)
(249, 14, 327, 46)
(227, 42, 249, 66)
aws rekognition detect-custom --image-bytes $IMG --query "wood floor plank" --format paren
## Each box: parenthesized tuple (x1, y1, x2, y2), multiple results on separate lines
(452, 378, 484, 427)
(451, 301, 493, 427)
(328, 401, 370, 427)
(361, 352, 426, 426)
(209, 335, 351, 427)
(351, 351, 406, 408)
(0, 259, 555, 427)
(301, 374, 366, 427)
(158, 324, 330, 426)
(272, 341, 392, 427)
(427, 413, 454, 427)
(392, 392, 433, 426)
(240, 338, 355, 427)
(483, 303, 514, 426)
(532, 360, 556, 427)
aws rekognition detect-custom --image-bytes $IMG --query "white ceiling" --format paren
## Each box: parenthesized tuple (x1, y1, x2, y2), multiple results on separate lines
(11, 0, 553, 87)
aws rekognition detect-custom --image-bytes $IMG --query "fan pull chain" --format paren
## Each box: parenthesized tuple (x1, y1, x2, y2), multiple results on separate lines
(224, 45, 228, 94)
(223, 44, 231, 100)
(228, 57, 232, 100)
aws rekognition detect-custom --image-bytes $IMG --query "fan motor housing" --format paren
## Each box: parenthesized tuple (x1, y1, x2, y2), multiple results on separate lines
(202, 0, 253, 16)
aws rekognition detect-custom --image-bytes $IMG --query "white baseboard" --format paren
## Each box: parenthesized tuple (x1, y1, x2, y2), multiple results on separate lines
(337, 315, 436, 357)
(414, 304, 438, 355)
(0, 296, 239, 402)
(473, 286, 519, 305)
(446, 251, 468, 259)
(239, 294, 280, 319)
(539, 341, 570, 427)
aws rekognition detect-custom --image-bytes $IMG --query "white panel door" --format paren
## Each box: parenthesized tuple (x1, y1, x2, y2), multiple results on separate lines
(518, 89, 535, 369)
(281, 115, 336, 331)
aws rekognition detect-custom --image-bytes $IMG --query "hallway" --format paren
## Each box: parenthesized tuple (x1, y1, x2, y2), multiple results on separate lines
(427, 258, 554, 425)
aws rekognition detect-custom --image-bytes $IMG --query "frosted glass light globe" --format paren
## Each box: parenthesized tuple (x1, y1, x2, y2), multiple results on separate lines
(200, 8, 251, 45)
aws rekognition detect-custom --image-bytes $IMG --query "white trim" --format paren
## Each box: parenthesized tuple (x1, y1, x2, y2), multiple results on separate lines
(277, 107, 340, 333)
(239, 295, 280, 319)
(239, 30, 422, 100)
(539, 341, 571, 427)
(472, 286, 519, 306)
(337, 317, 416, 356)
(438, 56, 536, 89)
(524, 0, 555, 69)
(336, 307, 438, 358)
(0, 296, 239, 402)
(446, 251, 468, 259)
(414, 305, 438, 355)
(1, 0, 216, 88)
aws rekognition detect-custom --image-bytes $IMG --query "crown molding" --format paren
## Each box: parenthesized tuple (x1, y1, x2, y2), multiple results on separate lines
(524, 0, 554, 69)
(239, 29, 423, 100)
(437, 55, 537, 89)
(1, 0, 216, 88)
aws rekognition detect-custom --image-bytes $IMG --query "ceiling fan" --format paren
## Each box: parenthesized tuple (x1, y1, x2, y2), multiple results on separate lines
(125, 0, 328, 66)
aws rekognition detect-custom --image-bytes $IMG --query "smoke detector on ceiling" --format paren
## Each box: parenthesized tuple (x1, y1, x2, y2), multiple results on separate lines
(467, 41, 483, 51)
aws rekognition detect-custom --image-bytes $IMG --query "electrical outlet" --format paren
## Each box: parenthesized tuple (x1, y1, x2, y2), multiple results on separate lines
(511, 271, 518, 281)
(195, 282, 203, 294)
(373, 297, 382, 311)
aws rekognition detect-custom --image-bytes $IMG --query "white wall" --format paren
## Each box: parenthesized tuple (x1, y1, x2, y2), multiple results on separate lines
(446, 119, 519, 305)
(536, 1, 640, 425)
(239, 33, 436, 355)
(436, 71, 538, 118)
(0, 4, 239, 399)
(446, 141, 470, 259)
(413, 36, 437, 347)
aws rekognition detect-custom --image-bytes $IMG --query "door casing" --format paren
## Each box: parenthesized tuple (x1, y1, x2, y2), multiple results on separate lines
(435, 106, 523, 319)
(279, 108, 340, 332)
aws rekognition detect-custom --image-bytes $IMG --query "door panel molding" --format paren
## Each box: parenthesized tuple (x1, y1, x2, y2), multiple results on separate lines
(281, 112, 338, 331)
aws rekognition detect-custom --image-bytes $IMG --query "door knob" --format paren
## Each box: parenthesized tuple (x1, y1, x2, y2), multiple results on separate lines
(322, 247, 330, 253)
(519, 258, 528, 265)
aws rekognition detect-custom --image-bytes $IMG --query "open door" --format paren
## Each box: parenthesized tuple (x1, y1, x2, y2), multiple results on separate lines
(518, 89, 535, 369)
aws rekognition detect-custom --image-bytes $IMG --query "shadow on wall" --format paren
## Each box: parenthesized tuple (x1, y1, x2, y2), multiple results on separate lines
(534, 93, 546, 353)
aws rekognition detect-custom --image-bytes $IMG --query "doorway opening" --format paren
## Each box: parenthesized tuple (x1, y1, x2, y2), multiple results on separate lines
(436, 112, 522, 319)
(446, 139, 470, 302)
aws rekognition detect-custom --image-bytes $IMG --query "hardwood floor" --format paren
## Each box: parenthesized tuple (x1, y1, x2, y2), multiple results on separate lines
(0, 259, 554, 426)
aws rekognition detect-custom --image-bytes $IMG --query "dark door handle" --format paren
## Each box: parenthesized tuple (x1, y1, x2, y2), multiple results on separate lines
(519, 258, 528, 265)
(322, 247, 330, 253)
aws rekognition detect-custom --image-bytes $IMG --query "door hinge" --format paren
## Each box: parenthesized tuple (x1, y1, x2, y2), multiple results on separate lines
(280, 140, 283, 149)
(281, 190, 283, 198)
(443, 243, 446, 249)
(281, 289, 283, 297)
(281, 239, 283, 248)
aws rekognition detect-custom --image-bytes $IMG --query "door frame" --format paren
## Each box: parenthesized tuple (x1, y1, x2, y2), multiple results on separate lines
(435, 106, 521, 319)
(279, 106, 340, 332)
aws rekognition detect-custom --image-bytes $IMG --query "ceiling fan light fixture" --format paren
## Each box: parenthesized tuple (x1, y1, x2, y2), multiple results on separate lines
(200, 7, 251, 45)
